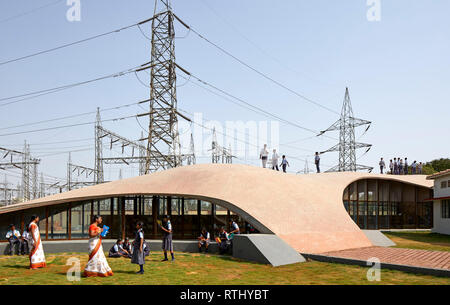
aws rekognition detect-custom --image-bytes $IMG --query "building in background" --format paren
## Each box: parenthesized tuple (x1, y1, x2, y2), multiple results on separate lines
(427, 170, 450, 235)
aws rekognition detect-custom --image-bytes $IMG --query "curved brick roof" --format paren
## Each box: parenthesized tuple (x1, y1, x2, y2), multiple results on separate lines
(0, 164, 432, 254)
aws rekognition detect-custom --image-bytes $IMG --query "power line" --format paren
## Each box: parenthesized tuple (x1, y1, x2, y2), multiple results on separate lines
(139, 104, 330, 169)
(138, 71, 318, 154)
(30, 144, 93, 153)
(0, 99, 145, 131)
(4, 138, 94, 147)
(198, 0, 338, 88)
(0, 62, 154, 107)
(0, 14, 163, 67)
(0, 168, 66, 184)
(0, 114, 137, 137)
(36, 147, 94, 158)
(177, 67, 336, 140)
(173, 14, 340, 115)
(0, 0, 64, 24)
(176, 106, 314, 154)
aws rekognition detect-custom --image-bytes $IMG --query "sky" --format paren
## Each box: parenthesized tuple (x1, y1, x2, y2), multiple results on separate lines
(0, 0, 449, 189)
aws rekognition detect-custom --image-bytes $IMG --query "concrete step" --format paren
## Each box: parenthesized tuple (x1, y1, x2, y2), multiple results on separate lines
(362, 230, 396, 247)
(232, 234, 306, 267)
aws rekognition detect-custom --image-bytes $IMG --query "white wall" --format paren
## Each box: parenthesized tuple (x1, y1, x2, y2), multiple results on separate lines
(432, 200, 450, 235)
(434, 175, 450, 198)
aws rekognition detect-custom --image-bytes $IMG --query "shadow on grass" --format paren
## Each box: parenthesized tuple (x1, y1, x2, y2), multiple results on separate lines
(54, 271, 74, 277)
(202, 253, 268, 267)
(113, 270, 141, 275)
(3, 264, 30, 269)
(384, 232, 450, 245)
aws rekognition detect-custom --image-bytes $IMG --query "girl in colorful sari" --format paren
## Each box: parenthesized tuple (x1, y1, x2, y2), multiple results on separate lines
(29, 215, 46, 269)
(84, 215, 113, 277)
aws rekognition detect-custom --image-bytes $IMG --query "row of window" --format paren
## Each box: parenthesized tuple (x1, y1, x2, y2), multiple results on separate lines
(440, 180, 450, 189)
(0, 196, 247, 240)
(344, 200, 433, 229)
(442, 200, 450, 219)
(343, 180, 431, 203)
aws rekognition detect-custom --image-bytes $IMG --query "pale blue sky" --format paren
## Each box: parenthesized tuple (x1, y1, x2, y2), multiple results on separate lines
(0, 0, 449, 186)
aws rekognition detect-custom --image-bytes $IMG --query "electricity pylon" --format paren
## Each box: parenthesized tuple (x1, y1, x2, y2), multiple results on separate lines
(210, 127, 233, 164)
(319, 87, 373, 172)
(94, 108, 104, 184)
(186, 133, 196, 165)
(142, 0, 182, 173)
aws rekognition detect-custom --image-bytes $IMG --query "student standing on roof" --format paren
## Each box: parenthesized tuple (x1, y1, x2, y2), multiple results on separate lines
(260, 144, 269, 168)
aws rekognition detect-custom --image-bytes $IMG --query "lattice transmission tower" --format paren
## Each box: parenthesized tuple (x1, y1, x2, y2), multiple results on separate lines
(94, 108, 104, 184)
(0, 143, 40, 201)
(319, 87, 373, 172)
(142, 0, 182, 174)
(210, 128, 233, 164)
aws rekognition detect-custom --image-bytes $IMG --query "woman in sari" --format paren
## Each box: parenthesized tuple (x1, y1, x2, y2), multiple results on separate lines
(29, 215, 46, 269)
(84, 215, 113, 277)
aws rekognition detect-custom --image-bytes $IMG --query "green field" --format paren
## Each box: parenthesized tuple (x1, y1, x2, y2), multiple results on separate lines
(0, 251, 449, 285)
(383, 231, 450, 252)
(0, 232, 448, 285)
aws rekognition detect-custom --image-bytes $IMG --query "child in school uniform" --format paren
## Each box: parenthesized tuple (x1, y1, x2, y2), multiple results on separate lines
(131, 221, 145, 274)
(123, 237, 132, 254)
(280, 155, 290, 173)
(160, 215, 174, 261)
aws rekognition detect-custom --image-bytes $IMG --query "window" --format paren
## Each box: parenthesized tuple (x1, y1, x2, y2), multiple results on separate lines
(367, 180, 377, 201)
(125, 199, 135, 215)
(442, 200, 450, 219)
(158, 197, 168, 216)
(99, 199, 111, 216)
(184, 199, 198, 215)
(201, 201, 212, 215)
(71, 205, 83, 238)
(143, 197, 152, 215)
(441, 180, 448, 189)
(50, 207, 68, 239)
(171, 197, 182, 215)
(215, 204, 227, 215)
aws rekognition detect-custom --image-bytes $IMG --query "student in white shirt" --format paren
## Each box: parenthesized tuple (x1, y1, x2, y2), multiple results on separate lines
(109, 239, 131, 258)
(160, 216, 174, 261)
(259, 144, 269, 168)
(5, 224, 21, 255)
(280, 155, 290, 173)
(271, 149, 279, 171)
(379, 158, 386, 174)
(411, 161, 417, 174)
(228, 219, 240, 235)
(217, 227, 230, 254)
(198, 227, 211, 253)
(20, 229, 30, 255)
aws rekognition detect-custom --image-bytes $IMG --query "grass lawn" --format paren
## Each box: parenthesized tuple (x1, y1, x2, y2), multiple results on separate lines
(0, 252, 449, 285)
(383, 231, 450, 252)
